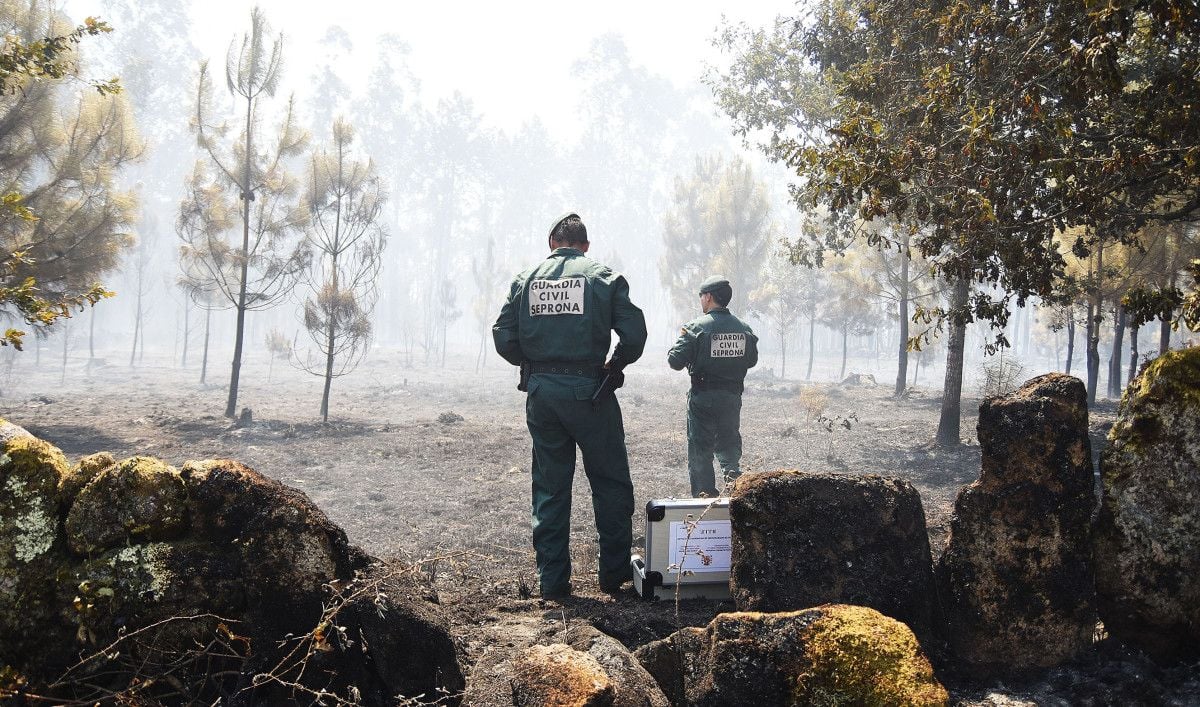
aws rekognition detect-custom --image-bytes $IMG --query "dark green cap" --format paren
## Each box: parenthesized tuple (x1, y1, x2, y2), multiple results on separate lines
(698, 276, 730, 295)
(549, 212, 580, 237)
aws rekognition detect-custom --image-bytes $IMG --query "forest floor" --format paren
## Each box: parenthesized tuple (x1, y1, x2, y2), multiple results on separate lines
(2, 347, 1197, 705)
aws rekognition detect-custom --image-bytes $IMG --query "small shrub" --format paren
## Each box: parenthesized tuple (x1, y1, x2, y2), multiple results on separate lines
(980, 353, 1024, 398)
(797, 386, 829, 420)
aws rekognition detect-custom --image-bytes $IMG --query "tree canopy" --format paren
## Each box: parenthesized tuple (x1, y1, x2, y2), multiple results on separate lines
(0, 3, 133, 349)
(714, 0, 1200, 336)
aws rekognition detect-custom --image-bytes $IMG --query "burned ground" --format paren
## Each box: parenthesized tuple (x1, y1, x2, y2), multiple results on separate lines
(6, 349, 1195, 704)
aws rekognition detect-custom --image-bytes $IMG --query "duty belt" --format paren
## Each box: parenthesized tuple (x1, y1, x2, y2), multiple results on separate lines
(528, 361, 603, 378)
(690, 374, 744, 394)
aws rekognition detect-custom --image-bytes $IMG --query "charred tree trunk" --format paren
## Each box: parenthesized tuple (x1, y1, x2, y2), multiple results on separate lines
(129, 286, 142, 367)
(1065, 314, 1076, 374)
(838, 325, 848, 380)
(201, 307, 212, 385)
(806, 314, 815, 381)
(181, 298, 191, 368)
(60, 321, 69, 384)
(320, 284, 338, 423)
(225, 96, 254, 419)
(1086, 247, 1103, 406)
(895, 252, 910, 397)
(935, 278, 970, 448)
(1127, 322, 1140, 385)
(1107, 305, 1126, 398)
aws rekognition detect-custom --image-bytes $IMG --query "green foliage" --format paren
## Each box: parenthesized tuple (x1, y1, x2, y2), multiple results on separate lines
(1122, 285, 1182, 331)
(0, 3, 133, 348)
(1180, 259, 1200, 332)
(714, 0, 1200, 340)
(0, 14, 117, 95)
(298, 119, 387, 420)
(0, 251, 112, 348)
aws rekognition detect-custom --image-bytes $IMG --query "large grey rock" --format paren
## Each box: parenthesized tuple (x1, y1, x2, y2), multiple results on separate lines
(464, 623, 668, 707)
(1095, 347, 1200, 660)
(728, 470, 936, 638)
(936, 373, 1096, 670)
(512, 644, 615, 707)
(634, 605, 948, 707)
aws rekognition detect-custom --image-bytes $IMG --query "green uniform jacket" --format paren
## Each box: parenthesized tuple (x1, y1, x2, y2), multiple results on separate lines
(493, 248, 647, 367)
(667, 307, 759, 383)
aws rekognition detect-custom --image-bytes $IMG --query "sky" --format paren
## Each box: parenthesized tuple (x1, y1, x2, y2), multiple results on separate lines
(169, 0, 791, 138)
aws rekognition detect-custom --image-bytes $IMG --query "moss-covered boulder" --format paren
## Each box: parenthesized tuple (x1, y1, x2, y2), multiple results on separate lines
(65, 456, 188, 555)
(936, 373, 1096, 671)
(0, 432, 464, 705)
(59, 451, 115, 504)
(0, 434, 73, 672)
(1095, 347, 1200, 660)
(635, 605, 947, 707)
(729, 470, 936, 639)
(180, 459, 367, 637)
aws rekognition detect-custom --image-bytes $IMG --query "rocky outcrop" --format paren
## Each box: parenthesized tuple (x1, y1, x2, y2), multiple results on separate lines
(464, 622, 668, 707)
(65, 456, 189, 554)
(1095, 347, 1200, 660)
(0, 425, 75, 672)
(0, 426, 463, 705)
(634, 605, 948, 707)
(728, 470, 936, 638)
(936, 373, 1096, 671)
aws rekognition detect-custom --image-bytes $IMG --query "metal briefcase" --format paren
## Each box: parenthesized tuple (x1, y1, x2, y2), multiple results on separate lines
(631, 497, 731, 601)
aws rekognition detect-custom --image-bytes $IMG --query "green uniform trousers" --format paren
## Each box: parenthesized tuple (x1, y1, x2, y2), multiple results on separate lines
(526, 374, 634, 595)
(687, 388, 743, 497)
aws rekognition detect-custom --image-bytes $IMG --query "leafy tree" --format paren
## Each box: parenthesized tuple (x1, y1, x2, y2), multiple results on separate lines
(306, 26, 353, 135)
(750, 248, 818, 379)
(353, 34, 420, 351)
(471, 237, 502, 371)
(412, 92, 486, 366)
(715, 0, 1200, 438)
(0, 3, 134, 348)
(297, 119, 386, 422)
(177, 162, 235, 385)
(860, 225, 938, 397)
(190, 8, 309, 417)
(126, 218, 155, 366)
(659, 154, 772, 321)
(820, 253, 879, 380)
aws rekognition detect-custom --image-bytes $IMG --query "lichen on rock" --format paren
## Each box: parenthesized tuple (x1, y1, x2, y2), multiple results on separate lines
(1096, 347, 1200, 660)
(636, 605, 947, 706)
(0, 433, 74, 677)
(59, 451, 116, 504)
(65, 456, 188, 555)
(1, 435, 69, 565)
(793, 605, 948, 706)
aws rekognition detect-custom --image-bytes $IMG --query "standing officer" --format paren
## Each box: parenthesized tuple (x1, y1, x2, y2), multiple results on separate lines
(668, 276, 758, 497)
(493, 213, 647, 598)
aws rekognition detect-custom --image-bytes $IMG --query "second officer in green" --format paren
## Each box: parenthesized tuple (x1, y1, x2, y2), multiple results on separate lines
(668, 276, 758, 497)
